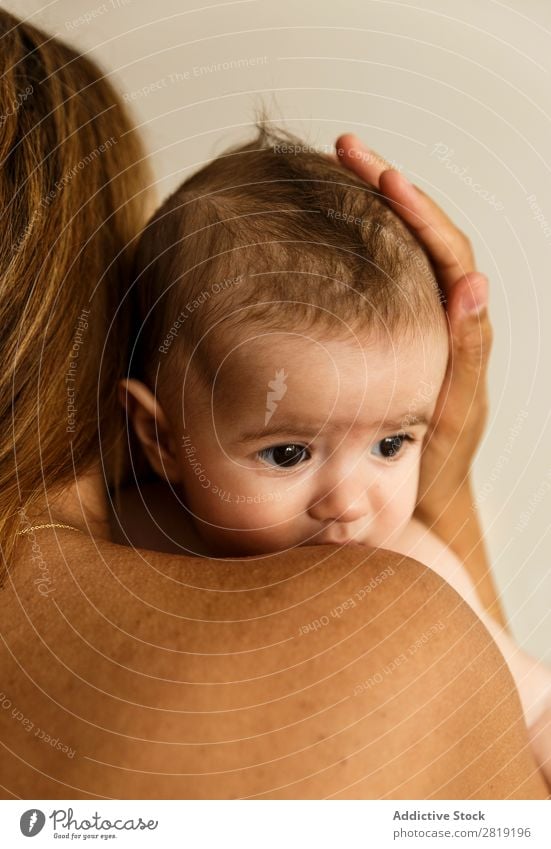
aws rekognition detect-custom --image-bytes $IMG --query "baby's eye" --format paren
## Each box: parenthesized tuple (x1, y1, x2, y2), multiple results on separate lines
(370, 434, 413, 460)
(258, 443, 310, 468)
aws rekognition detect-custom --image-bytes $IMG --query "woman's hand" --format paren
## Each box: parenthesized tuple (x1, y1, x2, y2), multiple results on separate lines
(335, 134, 492, 515)
(335, 134, 503, 625)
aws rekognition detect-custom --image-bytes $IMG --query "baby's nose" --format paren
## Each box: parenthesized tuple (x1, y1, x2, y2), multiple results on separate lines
(307, 472, 371, 524)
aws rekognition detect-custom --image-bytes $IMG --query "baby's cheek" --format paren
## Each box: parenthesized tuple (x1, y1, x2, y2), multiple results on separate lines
(385, 478, 419, 533)
(219, 494, 297, 531)
(178, 445, 304, 528)
(186, 481, 294, 530)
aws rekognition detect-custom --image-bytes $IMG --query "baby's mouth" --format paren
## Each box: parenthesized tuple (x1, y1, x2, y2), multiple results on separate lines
(310, 535, 366, 546)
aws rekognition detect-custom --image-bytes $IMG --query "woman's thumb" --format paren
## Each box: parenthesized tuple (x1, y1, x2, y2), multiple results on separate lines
(457, 272, 488, 318)
(443, 272, 493, 426)
(448, 272, 492, 369)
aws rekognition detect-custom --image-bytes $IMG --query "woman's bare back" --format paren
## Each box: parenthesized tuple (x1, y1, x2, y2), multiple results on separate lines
(1, 530, 546, 799)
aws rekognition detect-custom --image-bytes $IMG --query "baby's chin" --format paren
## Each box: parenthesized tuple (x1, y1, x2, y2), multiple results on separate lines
(191, 526, 331, 558)
(202, 535, 371, 558)
(191, 518, 413, 558)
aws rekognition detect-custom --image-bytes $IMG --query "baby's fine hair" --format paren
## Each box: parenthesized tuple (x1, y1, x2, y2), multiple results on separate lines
(129, 124, 446, 395)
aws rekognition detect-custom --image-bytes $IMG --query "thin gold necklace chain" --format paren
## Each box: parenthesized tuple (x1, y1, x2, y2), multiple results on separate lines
(16, 522, 84, 536)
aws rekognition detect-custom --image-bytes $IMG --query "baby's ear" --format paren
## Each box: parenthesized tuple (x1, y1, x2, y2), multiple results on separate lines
(118, 379, 181, 483)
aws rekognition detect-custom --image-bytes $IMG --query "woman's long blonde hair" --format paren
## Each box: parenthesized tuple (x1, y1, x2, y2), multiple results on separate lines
(0, 10, 152, 575)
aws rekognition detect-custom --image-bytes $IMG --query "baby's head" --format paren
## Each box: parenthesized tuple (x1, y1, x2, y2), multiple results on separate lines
(123, 126, 449, 556)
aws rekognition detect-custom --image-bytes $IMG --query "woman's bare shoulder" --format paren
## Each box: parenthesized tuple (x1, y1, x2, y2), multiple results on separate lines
(1, 534, 546, 799)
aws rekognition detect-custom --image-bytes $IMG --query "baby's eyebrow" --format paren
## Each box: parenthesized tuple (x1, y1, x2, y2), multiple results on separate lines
(235, 414, 430, 444)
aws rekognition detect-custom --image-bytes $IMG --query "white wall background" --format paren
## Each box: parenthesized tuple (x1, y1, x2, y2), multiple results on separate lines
(12, 0, 551, 660)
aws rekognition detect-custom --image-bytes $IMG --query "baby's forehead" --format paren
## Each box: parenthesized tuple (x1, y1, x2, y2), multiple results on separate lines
(213, 327, 445, 372)
(194, 328, 447, 421)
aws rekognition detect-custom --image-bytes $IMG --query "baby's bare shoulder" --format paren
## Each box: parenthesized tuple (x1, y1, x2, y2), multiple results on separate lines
(390, 516, 449, 560)
(389, 517, 483, 611)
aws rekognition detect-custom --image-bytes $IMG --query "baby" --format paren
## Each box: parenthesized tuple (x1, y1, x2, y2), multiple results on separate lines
(118, 125, 551, 772)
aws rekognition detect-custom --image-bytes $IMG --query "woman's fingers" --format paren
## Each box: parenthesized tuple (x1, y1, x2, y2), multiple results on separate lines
(336, 134, 476, 291)
(336, 132, 392, 187)
(378, 170, 476, 290)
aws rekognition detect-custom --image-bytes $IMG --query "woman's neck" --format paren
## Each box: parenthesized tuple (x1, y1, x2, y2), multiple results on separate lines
(30, 465, 112, 540)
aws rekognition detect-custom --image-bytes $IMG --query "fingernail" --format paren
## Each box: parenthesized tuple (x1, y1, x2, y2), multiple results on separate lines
(461, 275, 488, 316)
